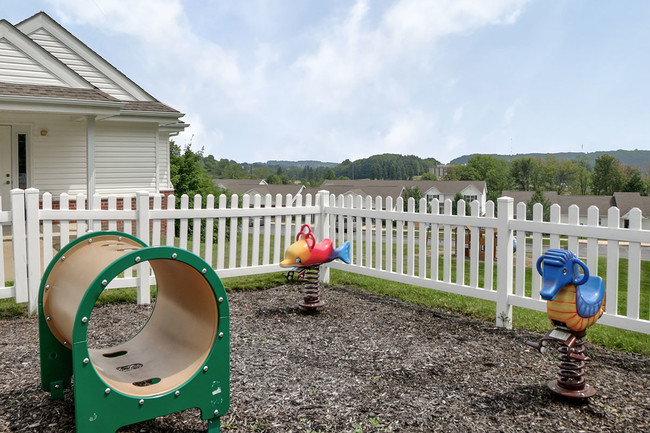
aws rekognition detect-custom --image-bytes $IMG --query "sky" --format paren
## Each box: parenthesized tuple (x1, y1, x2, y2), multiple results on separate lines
(2, 1, 650, 164)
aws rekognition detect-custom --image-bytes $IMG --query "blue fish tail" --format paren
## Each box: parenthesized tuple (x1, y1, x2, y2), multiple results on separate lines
(332, 241, 351, 264)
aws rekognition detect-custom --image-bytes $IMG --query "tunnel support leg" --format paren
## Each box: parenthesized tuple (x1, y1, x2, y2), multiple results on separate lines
(208, 417, 221, 432)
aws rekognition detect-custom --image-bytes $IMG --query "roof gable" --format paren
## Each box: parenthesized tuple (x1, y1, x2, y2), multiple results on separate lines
(613, 192, 650, 216)
(459, 185, 481, 195)
(16, 12, 153, 102)
(423, 187, 441, 195)
(0, 19, 90, 88)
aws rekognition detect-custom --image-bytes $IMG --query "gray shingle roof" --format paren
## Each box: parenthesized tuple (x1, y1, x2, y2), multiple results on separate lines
(613, 192, 650, 216)
(0, 82, 181, 113)
(122, 100, 179, 113)
(214, 179, 304, 198)
(0, 81, 119, 102)
(501, 190, 649, 217)
(320, 179, 486, 198)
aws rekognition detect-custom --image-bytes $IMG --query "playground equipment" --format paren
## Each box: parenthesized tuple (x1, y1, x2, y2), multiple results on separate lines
(280, 224, 350, 309)
(38, 231, 229, 432)
(526, 249, 605, 399)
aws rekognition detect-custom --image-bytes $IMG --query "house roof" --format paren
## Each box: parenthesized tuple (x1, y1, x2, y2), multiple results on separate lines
(249, 184, 306, 198)
(304, 184, 406, 202)
(613, 192, 650, 216)
(0, 12, 184, 121)
(214, 179, 266, 192)
(214, 179, 304, 198)
(319, 179, 486, 200)
(501, 190, 649, 218)
(16, 12, 154, 102)
(0, 81, 118, 102)
(122, 100, 180, 113)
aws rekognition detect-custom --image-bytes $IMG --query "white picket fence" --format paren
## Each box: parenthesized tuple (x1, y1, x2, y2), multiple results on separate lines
(1, 188, 649, 335)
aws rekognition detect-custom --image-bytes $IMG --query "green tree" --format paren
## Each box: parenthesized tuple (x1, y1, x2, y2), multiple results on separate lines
(526, 189, 552, 221)
(170, 142, 225, 204)
(442, 165, 461, 180)
(323, 168, 336, 180)
(202, 154, 218, 176)
(252, 166, 272, 180)
(420, 172, 437, 181)
(455, 155, 512, 201)
(536, 156, 558, 191)
(622, 166, 647, 194)
(333, 154, 439, 180)
(402, 186, 424, 211)
(510, 157, 539, 191)
(170, 142, 229, 238)
(553, 159, 579, 195)
(451, 192, 471, 215)
(592, 154, 623, 195)
(212, 158, 247, 178)
(572, 156, 592, 195)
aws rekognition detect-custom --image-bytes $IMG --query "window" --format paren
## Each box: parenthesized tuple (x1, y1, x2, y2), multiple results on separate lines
(426, 193, 440, 202)
(17, 133, 27, 189)
(464, 194, 478, 203)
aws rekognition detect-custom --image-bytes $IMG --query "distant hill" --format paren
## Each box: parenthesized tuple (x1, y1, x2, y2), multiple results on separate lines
(263, 160, 338, 169)
(334, 153, 440, 180)
(450, 150, 650, 169)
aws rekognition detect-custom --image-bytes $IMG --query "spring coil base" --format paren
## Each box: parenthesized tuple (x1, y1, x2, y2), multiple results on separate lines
(526, 328, 596, 399)
(548, 334, 595, 398)
(297, 265, 325, 310)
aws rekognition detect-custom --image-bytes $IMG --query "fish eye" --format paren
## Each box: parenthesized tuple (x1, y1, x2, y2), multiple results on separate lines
(296, 258, 301, 263)
(562, 269, 567, 275)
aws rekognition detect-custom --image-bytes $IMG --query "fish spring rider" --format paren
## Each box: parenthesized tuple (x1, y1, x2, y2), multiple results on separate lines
(526, 248, 606, 399)
(281, 224, 351, 309)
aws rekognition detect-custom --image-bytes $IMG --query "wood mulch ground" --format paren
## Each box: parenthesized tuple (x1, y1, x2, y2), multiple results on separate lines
(0, 285, 648, 432)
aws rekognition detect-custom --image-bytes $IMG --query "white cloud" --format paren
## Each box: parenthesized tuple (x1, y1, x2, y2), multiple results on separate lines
(504, 98, 523, 125)
(46, 0, 188, 46)
(384, 0, 527, 41)
(47, 0, 255, 111)
(292, 0, 381, 111)
(292, 0, 530, 112)
(379, 109, 438, 155)
(41, 0, 531, 162)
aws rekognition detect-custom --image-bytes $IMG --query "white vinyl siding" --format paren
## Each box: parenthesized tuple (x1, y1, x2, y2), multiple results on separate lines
(95, 123, 157, 194)
(31, 121, 87, 194)
(460, 186, 486, 214)
(26, 29, 135, 101)
(157, 131, 172, 190)
(0, 38, 65, 86)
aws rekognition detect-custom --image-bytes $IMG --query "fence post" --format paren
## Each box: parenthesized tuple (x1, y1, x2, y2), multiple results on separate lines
(10, 189, 28, 305)
(317, 190, 331, 284)
(136, 191, 151, 304)
(24, 188, 42, 314)
(496, 196, 514, 329)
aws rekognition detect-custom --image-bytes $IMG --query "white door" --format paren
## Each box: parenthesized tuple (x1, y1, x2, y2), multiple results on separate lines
(0, 126, 11, 210)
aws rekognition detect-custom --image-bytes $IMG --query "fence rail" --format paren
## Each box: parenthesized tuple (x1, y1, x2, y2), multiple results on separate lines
(1, 188, 648, 335)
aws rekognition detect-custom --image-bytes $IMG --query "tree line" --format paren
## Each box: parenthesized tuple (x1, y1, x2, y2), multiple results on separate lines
(201, 153, 439, 187)
(170, 142, 649, 206)
(445, 154, 649, 202)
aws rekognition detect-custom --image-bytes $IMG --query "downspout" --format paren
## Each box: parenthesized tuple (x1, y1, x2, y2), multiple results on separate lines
(86, 115, 96, 209)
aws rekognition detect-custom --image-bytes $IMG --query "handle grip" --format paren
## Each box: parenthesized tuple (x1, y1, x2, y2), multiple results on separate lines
(571, 258, 589, 286)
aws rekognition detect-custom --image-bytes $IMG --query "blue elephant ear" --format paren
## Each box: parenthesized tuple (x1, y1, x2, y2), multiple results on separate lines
(572, 261, 581, 278)
(570, 258, 589, 285)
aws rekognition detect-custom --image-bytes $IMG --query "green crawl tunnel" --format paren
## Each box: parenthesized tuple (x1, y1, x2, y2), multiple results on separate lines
(38, 231, 230, 433)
